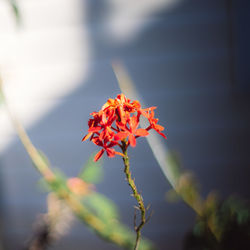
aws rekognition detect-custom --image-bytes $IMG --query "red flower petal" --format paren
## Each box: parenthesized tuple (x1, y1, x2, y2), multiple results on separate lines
(135, 128, 149, 137)
(131, 100, 141, 109)
(82, 132, 92, 141)
(115, 151, 125, 157)
(92, 138, 103, 146)
(116, 122, 127, 131)
(94, 149, 105, 162)
(156, 130, 167, 139)
(154, 124, 165, 131)
(129, 116, 139, 131)
(108, 141, 118, 148)
(106, 148, 116, 158)
(117, 106, 126, 124)
(83, 94, 167, 156)
(88, 126, 102, 132)
(114, 132, 128, 141)
(129, 134, 136, 147)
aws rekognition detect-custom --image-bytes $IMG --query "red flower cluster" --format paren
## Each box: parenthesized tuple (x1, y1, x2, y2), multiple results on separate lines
(82, 94, 166, 161)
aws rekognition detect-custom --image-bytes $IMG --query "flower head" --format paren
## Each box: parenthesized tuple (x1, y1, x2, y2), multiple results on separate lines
(82, 94, 166, 161)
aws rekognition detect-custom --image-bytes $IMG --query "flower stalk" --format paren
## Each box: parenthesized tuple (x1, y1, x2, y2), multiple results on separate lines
(121, 141, 146, 250)
(113, 62, 223, 241)
(82, 93, 166, 249)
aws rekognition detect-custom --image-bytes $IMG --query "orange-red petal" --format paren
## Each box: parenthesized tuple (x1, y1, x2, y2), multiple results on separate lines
(88, 126, 102, 132)
(94, 149, 105, 162)
(154, 124, 165, 131)
(82, 132, 93, 141)
(92, 138, 103, 146)
(129, 134, 136, 147)
(135, 128, 149, 137)
(158, 131, 167, 139)
(106, 148, 116, 158)
(115, 151, 125, 157)
(108, 141, 118, 148)
(114, 132, 128, 141)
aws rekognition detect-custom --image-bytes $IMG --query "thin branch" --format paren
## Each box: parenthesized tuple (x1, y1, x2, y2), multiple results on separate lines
(121, 141, 147, 250)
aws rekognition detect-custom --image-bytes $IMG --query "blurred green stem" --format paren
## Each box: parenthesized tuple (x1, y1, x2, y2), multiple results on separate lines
(6, 0, 21, 24)
(0, 79, 152, 250)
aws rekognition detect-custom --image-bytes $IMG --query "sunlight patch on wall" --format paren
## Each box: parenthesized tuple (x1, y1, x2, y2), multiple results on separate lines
(106, 0, 181, 44)
(0, 0, 90, 153)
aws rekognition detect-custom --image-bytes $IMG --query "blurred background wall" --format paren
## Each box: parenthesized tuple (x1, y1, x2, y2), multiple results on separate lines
(0, 0, 250, 249)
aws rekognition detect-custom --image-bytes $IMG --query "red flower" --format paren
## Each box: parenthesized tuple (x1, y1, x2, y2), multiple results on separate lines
(92, 138, 123, 162)
(146, 109, 167, 139)
(82, 93, 166, 161)
(115, 116, 149, 147)
(82, 111, 103, 141)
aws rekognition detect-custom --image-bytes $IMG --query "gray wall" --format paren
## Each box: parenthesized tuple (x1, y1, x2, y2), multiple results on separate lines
(1, 0, 250, 249)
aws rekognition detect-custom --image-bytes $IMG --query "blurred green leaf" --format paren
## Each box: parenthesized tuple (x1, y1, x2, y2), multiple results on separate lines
(83, 193, 119, 223)
(166, 151, 182, 183)
(165, 189, 181, 203)
(36, 166, 68, 194)
(34, 150, 67, 193)
(37, 178, 50, 192)
(49, 169, 68, 191)
(222, 196, 250, 225)
(7, 0, 21, 24)
(193, 221, 206, 237)
(37, 168, 68, 194)
(78, 154, 103, 184)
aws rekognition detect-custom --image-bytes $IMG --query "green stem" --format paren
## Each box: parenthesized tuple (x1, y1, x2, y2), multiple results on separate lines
(121, 141, 146, 250)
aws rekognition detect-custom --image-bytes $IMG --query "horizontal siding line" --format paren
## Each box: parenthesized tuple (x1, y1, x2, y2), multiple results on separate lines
(88, 50, 229, 65)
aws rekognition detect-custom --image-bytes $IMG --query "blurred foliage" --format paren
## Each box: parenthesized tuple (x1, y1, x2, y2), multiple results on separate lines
(115, 55, 250, 249)
(82, 192, 152, 250)
(78, 154, 103, 184)
(166, 152, 182, 184)
(48, 169, 68, 194)
(35, 152, 153, 250)
(166, 152, 203, 215)
(38, 168, 69, 197)
(83, 193, 119, 223)
(184, 196, 250, 250)
(165, 152, 250, 248)
(165, 151, 250, 249)
(24, 193, 74, 250)
(166, 189, 181, 203)
(6, 0, 21, 24)
(164, 150, 250, 250)
(0, 82, 154, 250)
